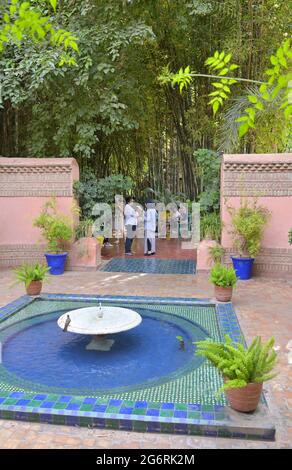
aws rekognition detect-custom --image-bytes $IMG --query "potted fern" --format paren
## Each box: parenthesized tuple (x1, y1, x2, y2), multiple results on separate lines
(34, 199, 73, 275)
(228, 200, 270, 280)
(209, 263, 237, 302)
(13, 263, 50, 295)
(195, 335, 277, 412)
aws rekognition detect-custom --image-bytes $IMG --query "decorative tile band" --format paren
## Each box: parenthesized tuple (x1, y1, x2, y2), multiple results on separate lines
(224, 162, 292, 172)
(223, 248, 292, 275)
(0, 294, 275, 441)
(0, 164, 73, 197)
(223, 159, 292, 197)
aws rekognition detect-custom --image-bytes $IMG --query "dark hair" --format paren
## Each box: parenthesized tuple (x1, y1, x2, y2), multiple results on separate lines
(125, 196, 133, 204)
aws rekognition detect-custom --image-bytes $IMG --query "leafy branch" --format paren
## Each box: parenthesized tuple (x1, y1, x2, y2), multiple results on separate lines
(237, 39, 292, 137)
(0, 0, 79, 66)
(158, 39, 292, 139)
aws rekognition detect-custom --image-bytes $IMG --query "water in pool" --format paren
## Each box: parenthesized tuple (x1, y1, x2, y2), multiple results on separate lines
(2, 308, 207, 392)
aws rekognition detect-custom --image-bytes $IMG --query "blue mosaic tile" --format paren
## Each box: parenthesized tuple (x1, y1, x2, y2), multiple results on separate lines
(10, 392, 24, 399)
(34, 394, 47, 401)
(135, 401, 148, 408)
(66, 403, 81, 411)
(92, 405, 107, 413)
(146, 409, 160, 417)
(0, 293, 275, 441)
(161, 403, 175, 410)
(109, 399, 123, 407)
(16, 400, 31, 406)
(58, 396, 72, 403)
(174, 411, 188, 418)
(83, 398, 97, 405)
(100, 258, 196, 275)
(188, 404, 202, 411)
(120, 407, 134, 414)
(40, 402, 55, 409)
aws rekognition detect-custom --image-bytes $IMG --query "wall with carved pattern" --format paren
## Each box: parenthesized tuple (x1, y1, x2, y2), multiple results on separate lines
(221, 153, 292, 277)
(0, 158, 79, 268)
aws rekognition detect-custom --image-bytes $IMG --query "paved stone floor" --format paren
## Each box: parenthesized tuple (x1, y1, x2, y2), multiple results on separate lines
(0, 269, 291, 449)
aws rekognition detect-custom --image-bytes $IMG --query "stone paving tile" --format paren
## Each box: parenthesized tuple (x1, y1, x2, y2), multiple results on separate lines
(0, 269, 291, 449)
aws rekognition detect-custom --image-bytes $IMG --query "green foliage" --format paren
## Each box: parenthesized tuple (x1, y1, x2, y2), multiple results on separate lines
(236, 39, 292, 138)
(205, 50, 239, 116)
(160, 39, 291, 142)
(13, 263, 50, 288)
(74, 171, 133, 218)
(33, 198, 73, 253)
(96, 174, 133, 206)
(158, 65, 193, 93)
(228, 200, 270, 258)
(195, 149, 221, 213)
(200, 212, 221, 242)
(73, 170, 100, 219)
(0, 0, 79, 66)
(209, 263, 237, 288)
(289, 229, 292, 245)
(208, 244, 225, 265)
(195, 335, 277, 394)
(75, 218, 94, 240)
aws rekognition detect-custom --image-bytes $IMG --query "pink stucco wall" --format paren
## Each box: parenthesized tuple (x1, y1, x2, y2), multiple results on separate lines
(0, 197, 75, 245)
(221, 153, 292, 276)
(0, 158, 80, 267)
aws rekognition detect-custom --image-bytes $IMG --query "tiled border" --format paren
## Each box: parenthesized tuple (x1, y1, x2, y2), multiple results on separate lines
(0, 294, 275, 441)
(100, 258, 196, 275)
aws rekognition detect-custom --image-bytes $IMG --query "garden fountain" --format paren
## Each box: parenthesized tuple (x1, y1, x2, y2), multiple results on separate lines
(57, 302, 142, 351)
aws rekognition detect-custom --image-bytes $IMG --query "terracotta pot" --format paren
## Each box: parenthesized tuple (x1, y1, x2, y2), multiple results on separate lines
(225, 381, 263, 412)
(26, 281, 42, 296)
(214, 285, 233, 302)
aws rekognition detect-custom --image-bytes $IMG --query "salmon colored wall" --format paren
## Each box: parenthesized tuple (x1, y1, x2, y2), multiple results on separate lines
(0, 157, 80, 267)
(0, 197, 75, 245)
(221, 197, 291, 249)
(220, 153, 292, 276)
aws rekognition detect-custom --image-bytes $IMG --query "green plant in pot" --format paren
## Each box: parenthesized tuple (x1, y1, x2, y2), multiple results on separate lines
(209, 263, 237, 302)
(13, 263, 50, 295)
(228, 200, 270, 280)
(195, 335, 277, 412)
(34, 198, 73, 275)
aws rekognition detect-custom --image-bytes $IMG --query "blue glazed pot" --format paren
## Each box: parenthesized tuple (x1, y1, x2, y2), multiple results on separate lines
(231, 256, 254, 280)
(45, 252, 68, 275)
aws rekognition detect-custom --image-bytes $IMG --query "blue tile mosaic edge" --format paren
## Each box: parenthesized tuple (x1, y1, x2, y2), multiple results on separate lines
(100, 258, 197, 275)
(0, 294, 275, 441)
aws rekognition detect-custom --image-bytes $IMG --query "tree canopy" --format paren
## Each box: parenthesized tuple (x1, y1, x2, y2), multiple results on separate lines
(0, 0, 291, 200)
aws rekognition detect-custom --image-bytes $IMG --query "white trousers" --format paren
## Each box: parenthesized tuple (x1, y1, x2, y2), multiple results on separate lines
(144, 230, 156, 253)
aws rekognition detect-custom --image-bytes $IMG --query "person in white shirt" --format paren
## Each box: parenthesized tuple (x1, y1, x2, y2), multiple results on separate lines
(124, 196, 138, 255)
(144, 199, 157, 256)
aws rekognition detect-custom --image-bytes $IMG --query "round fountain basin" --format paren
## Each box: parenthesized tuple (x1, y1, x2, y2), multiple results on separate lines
(57, 306, 142, 335)
(2, 308, 207, 394)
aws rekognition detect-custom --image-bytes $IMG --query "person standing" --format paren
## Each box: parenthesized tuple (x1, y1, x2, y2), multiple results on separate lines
(144, 199, 157, 256)
(124, 196, 138, 255)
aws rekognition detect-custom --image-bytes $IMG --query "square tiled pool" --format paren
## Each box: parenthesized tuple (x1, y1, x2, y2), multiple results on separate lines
(0, 294, 275, 440)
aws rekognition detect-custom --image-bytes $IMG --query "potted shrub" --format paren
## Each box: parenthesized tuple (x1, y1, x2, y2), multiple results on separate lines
(34, 198, 73, 275)
(209, 263, 237, 302)
(13, 263, 50, 295)
(228, 200, 270, 280)
(195, 335, 277, 412)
